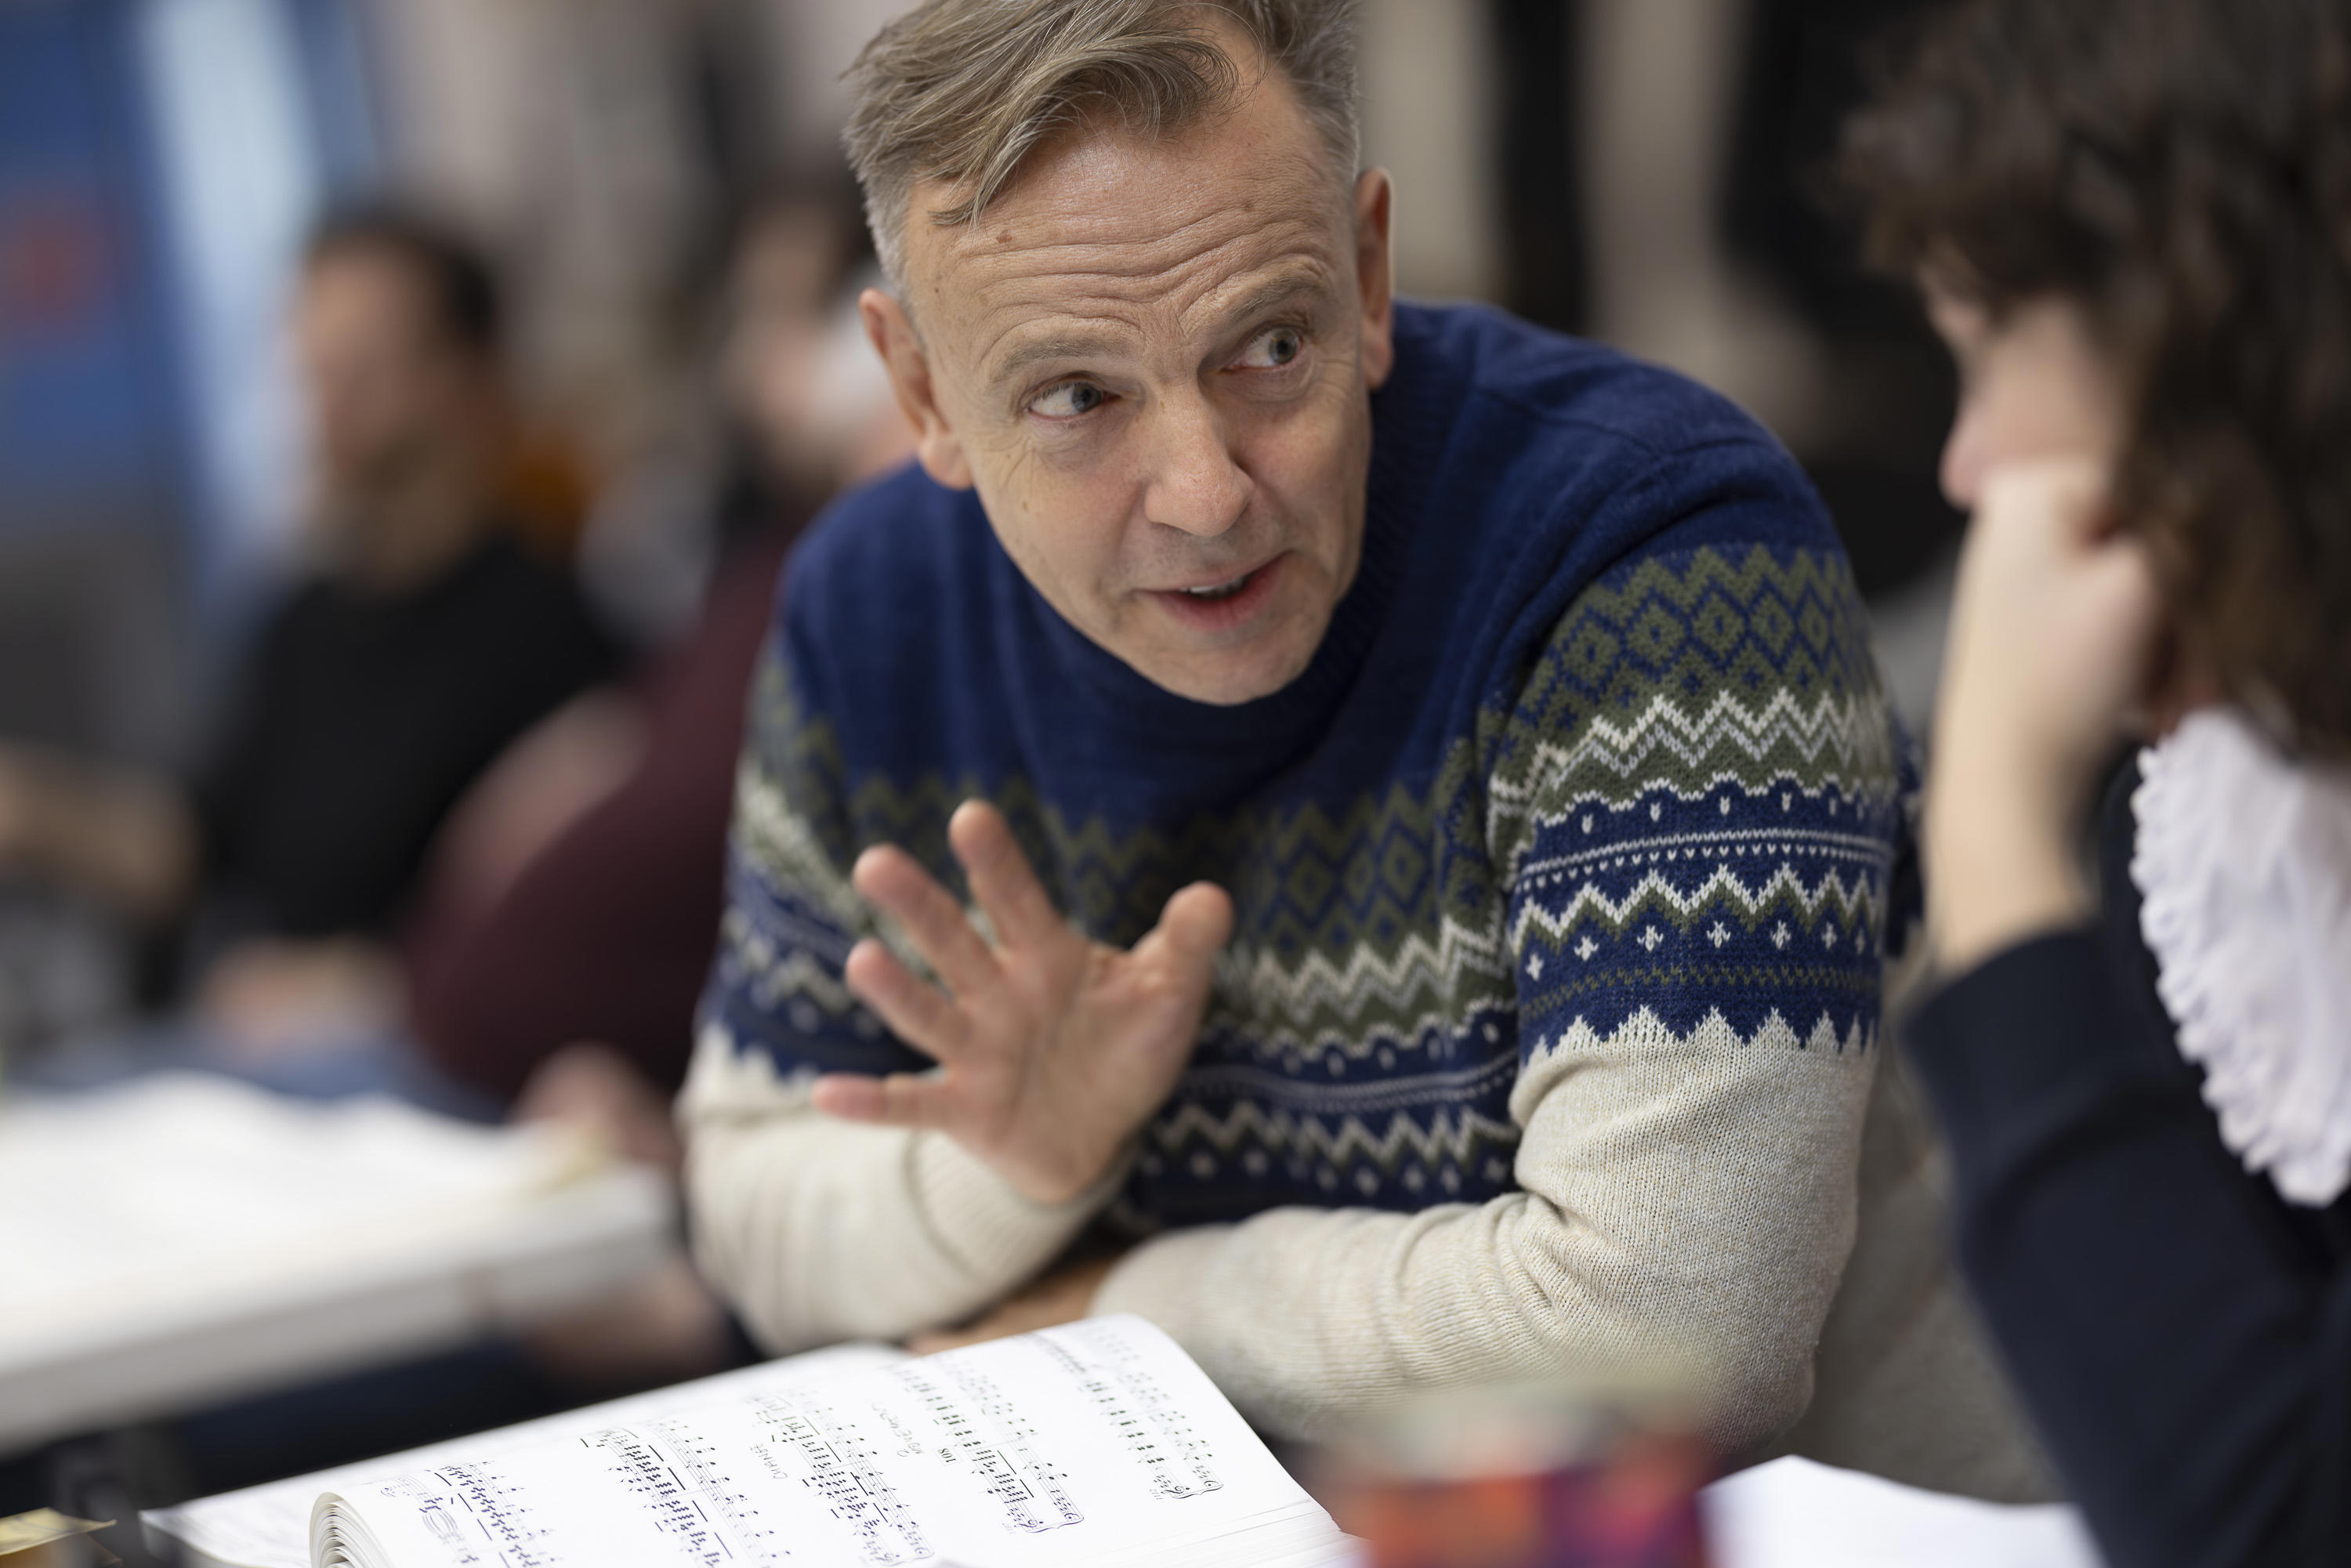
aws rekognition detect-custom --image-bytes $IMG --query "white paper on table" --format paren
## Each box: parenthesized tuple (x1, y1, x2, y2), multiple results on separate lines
(149, 1343, 903, 1568)
(0, 1074, 596, 1344)
(156, 1321, 1357, 1568)
(1, 1072, 668, 1453)
(1703, 1456, 2106, 1568)
(308, 1317, 1350, 1568)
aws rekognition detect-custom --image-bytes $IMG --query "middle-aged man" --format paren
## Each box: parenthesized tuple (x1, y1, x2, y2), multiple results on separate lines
(683, 0, 1909, 1453)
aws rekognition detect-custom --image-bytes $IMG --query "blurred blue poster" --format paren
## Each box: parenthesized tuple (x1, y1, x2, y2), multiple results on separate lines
(0, 0, 180, 530)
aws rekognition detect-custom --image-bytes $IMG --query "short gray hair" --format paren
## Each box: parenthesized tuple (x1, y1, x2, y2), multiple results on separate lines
(844, 0, 1360, 288)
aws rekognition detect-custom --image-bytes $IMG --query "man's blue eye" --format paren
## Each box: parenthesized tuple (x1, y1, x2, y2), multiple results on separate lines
(1034, 382, 1106, 418)
(1238, 328, 1304, 370)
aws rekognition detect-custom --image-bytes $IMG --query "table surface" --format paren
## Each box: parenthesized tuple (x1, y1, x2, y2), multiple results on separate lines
(0, 1074, 672, 1454)
(36, 1075, 2110, 1567)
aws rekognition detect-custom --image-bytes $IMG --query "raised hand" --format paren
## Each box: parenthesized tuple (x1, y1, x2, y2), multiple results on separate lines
(1927, 458, 2165, 971)
(810, 799, 1234, 1204)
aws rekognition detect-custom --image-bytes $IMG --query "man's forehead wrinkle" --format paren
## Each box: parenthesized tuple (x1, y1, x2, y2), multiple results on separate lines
(957, 167, 1334, 288)
(946, 172, 1327, 305)
(959, 241, 1335, 334)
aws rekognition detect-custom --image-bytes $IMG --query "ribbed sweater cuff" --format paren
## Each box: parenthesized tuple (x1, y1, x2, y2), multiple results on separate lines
(911, 1134, 1124, 1281)
(1090, 1225, 1234, 1349)
(1905, 928, 2168, 1155)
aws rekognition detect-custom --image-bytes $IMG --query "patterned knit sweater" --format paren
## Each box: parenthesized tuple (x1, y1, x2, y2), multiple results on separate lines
(683, 302, 1909, 1448)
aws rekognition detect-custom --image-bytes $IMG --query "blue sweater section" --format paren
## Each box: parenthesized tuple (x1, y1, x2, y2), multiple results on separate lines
(707, 301, 1907, 1226)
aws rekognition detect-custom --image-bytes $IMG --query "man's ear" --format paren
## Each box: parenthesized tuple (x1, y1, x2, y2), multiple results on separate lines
(1353, 168, 1396, 392)
(860, 288, 974, 491)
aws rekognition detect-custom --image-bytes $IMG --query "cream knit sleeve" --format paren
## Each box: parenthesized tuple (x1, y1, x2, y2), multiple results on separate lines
(1092, 1028, 1873, 1451)
(679, 1032, 1119, 1352)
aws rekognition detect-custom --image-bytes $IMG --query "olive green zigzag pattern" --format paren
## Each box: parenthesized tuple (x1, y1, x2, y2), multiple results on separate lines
(1476, 544, 1900, 878)
(1490, 543, 1887, 762)
(1509, 852, 1889, 953)
(1140, 1097, 1524, 1190)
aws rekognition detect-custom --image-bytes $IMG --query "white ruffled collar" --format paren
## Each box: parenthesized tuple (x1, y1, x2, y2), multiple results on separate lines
(2132, 707, 2351, 1207)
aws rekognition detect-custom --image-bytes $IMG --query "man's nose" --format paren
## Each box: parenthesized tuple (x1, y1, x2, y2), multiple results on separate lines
(1140, 393, 1251, 538)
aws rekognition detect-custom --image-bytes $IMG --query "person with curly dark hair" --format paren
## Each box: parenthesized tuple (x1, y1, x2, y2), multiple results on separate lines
(1846, 0, 2351, 1562)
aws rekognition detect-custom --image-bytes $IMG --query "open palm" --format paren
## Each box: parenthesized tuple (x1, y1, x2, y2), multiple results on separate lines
(811, 799, 1233, 1205)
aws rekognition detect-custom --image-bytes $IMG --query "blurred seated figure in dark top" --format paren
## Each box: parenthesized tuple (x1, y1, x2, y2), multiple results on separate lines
(4, 192, 906, 1488)
(378, 184, 912, 1386)
(404, 180, 907, 1123)
(0, 206, 617, 1055)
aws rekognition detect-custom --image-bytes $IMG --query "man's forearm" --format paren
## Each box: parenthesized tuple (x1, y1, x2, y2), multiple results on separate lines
(680, 1041, 1119, 1349)
(1092, 1042, 1872, 1451)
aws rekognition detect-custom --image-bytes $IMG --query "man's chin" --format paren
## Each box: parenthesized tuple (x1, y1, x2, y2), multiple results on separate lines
(1121, 636, 1322, 707)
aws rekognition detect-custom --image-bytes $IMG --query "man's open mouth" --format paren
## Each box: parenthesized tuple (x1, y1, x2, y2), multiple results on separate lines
(1179, 569, 1259, 602)
(1149, 556, 1285, 630)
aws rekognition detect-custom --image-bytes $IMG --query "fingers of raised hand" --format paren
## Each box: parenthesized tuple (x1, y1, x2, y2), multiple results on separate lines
(809, 1068, 958, 1129)
(843, 938, 969, 1059)
(948, 800, 1065, 951)
(852, 843, 998, 995)
(1141, 881, 1235, 977)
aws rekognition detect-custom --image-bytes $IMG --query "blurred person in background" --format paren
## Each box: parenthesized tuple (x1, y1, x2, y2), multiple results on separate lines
(70, 185, 913, 1490)
(386, 183, 914, 1395)
(0, 205, 617, 1068)
(406, 177, 909, 1137)
(393, 179, 915, 1397)
(1847, 0, 2351, 1561)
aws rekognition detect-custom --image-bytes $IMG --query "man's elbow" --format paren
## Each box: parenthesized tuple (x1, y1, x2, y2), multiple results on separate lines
(1692, 1327, 1817, 1458)
(1504, 1229, 1823, 1458)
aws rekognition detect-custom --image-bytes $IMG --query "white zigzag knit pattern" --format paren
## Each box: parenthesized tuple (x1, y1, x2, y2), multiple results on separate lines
(1488, 688, 1899, 869)
(1508, 863, 1886, 951)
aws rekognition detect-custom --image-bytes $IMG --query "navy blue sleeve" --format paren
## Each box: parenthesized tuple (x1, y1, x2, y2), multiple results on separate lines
(1907, 931, 2351, 1566)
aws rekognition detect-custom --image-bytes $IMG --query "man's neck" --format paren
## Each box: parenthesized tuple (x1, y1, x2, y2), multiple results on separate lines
(322, 457, 494, 596)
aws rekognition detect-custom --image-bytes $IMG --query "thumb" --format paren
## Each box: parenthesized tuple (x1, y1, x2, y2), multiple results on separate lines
(1148, 881, 1234, 972)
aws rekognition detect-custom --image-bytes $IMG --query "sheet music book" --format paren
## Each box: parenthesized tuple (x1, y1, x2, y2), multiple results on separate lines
(150, 1316, 1356, 1568)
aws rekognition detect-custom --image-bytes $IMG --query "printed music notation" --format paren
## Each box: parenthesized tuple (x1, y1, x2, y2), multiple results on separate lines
(1042, 1320, 1226, 1501)
(740, 1389, 931, 1563)
(371, 1462, 567, 1568)
(322, 1317, 1301, 1568)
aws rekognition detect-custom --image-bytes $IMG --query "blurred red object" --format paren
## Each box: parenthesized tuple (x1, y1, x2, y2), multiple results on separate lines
(1323, 1378, 1715, 1568)
(0, 193, 110, 339)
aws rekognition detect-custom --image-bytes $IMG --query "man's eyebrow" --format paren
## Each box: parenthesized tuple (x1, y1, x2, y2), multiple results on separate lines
(984, 331, 1133, 392)
(1210, 270, 1335, 336)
